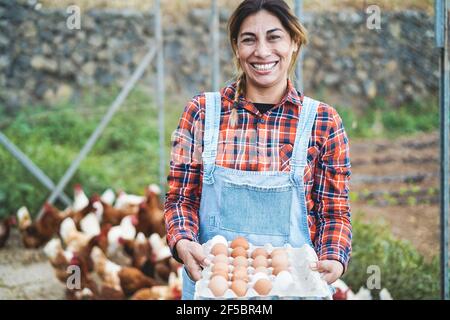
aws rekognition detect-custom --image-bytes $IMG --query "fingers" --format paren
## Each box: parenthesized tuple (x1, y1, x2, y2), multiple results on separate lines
(320, 272, 338, 285)
(309, 260, 333, 273)
(185, 260, 203, 281)
(190, 242, 209, 268)
(309, 260, 343, 284)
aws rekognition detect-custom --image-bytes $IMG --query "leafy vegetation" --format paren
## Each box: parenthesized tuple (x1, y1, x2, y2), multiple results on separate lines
(335, 96, 439, 140)
(343, 217, 440, 300)
(0, 86, 184, 219)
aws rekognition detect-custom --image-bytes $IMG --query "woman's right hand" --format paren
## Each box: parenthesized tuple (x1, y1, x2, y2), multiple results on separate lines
(176, 239, 210, 281)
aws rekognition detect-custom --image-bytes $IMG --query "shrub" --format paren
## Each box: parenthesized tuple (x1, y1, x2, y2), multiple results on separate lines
(0, 87, 183, 218)
(343, 217, 440, 300)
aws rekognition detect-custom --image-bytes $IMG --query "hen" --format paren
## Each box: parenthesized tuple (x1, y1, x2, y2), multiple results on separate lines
(17, 204, 65, 248)
(90, 246, 161, 297)
(0, 216, 16, 248)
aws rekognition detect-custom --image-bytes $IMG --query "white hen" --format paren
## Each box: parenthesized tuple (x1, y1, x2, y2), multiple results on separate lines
(73, 184, 89, 212)
(80, 213, 101, 238)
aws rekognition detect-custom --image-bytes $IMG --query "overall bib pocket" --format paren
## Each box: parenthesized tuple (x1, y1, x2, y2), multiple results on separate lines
(219, 181, 292, 236)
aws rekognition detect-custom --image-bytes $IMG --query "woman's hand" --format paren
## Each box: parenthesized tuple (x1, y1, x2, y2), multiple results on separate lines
(310, 260, 344, 284)
(176, 239, 210, 281)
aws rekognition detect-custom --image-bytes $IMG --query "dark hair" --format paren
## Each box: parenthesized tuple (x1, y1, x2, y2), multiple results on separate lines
(227, 0, 308, 127)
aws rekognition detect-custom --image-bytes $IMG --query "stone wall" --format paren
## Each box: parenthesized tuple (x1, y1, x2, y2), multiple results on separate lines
(0, 1, 439, 110)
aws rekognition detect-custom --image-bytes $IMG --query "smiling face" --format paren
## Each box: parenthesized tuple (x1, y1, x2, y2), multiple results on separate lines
(235, 10, 298, 96)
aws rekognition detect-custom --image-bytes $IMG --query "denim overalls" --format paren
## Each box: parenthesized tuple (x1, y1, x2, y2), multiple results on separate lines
(182, 92, 330, 300)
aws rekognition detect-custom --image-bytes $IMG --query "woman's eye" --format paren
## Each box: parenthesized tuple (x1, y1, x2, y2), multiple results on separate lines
(242, 38, 254, 43)
(269, 35, 281, 40)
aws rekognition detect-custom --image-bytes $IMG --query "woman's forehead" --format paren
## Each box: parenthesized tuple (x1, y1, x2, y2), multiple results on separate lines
(239, 10, 285, 35)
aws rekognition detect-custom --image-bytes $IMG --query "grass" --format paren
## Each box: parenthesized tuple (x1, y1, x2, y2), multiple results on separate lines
(335, 96, 440, 140)
(343, 216, 440, 299)
(0, 86, 185, 218)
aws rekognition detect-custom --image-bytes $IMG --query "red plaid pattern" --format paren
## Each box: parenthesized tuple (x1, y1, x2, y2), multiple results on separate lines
(164, 80, 352, 271)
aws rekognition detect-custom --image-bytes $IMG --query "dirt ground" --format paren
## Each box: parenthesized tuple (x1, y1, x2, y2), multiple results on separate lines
(0, 228, 66, 300)
(0, 131, 442, 299)
(350, 131, 441, 260)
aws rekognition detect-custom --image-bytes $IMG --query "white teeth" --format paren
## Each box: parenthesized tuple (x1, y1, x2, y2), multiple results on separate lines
(252, 62, 277, 71)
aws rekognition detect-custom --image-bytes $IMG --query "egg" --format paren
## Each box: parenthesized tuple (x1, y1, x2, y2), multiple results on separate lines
(272, 265, 289, 276)
(253, 278, 272, 296)
(208, 275, 229, 297)
(231, 280, 248, 297)
(252, 255, 269, 268)
(212, 270, 229, 280)
(231, 246, 247, 258)
(274, 270, 294, 291)
(252, 271, 269, 283)
(232, 255, 248, 267)
(212, 262, 229, 274)
(210, 235, 228, 247)
(232, 267, 249, 282)
(270, 248, 288, 259)
(271, 254, 289, 269)
(213, 254, 229, 264)
(253, 266, 269, 275)
(230, 236, 249, 250)
(251, 248, 269, 259)
(211, 243, 228, 256)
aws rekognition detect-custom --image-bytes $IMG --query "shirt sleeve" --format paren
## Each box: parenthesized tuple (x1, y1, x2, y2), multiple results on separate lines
(312, 105, 352, 273)
(164, 95, 204, 263)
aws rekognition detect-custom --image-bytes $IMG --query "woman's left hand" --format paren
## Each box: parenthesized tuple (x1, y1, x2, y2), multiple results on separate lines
(310, 260, 344, 284)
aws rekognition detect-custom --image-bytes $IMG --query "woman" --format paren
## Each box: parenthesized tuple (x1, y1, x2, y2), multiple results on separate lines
(164, 0, 352, 300)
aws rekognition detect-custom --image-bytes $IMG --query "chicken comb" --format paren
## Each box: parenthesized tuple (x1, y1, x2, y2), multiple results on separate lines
(74, 184, 82, 191)
(43, 202, 53, 211)
(90, 193, 101, 202)
(9, 216, 17, 226)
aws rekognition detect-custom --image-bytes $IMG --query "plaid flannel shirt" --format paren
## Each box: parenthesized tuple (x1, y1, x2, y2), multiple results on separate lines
(164, 80, 352, 271)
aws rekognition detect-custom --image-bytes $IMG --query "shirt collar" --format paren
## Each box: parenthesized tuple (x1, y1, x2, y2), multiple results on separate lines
(221, 79, 304, 111)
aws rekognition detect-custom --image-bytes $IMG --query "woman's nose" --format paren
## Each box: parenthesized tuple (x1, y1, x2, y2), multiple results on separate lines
(254, 41, 271, 58)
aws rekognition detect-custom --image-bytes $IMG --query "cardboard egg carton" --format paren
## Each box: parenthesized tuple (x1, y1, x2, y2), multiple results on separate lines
(194, 236, 333, 300)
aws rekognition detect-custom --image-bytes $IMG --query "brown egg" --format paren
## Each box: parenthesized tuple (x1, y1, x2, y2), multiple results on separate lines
(211, 243, 228, 256)
(251, 248, 269, 259)
(252, 255, 269, 268)
(253, 278, 272, 296)
(232, 256, 248, 267)
(212, 270, 229, 280)
(232, 267, 249, 282)
(230, 236, 249, 250)
(231, 246, 248, 258)
(231, 280, 248, 297)
(254, 266, 269, 275)
(213, 254, 229, 264)
(212, 262, 229, 274)
(271, 254, 289, 269)
(270, 248, 288, 259)
(208, 275, 229, 297)
(272, 265, 289, 276)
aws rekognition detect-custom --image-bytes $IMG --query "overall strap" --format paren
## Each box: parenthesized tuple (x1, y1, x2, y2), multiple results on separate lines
(202, 92, 222, 183)
(290, 96, 320, 175)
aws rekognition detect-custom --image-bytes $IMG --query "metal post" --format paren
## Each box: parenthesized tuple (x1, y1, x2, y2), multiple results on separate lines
(155, 0, 166, 200)
(211, 0, 220, 91)
(294, 0, 304, 92)
(0, 132, 72, 206)
(435, 0, 449, 301)
(38, 45, 158, 219)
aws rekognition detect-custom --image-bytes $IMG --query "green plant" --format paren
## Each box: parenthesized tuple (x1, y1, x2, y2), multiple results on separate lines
(0, 86, 184, 218)
(334, 96, 439, 140)
(343, 217, 440, 299)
